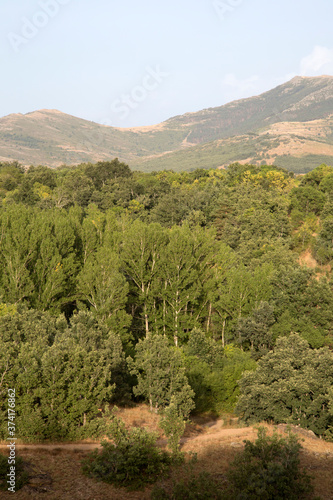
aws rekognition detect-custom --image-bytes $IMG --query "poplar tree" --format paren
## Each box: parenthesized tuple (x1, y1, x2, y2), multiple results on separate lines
(120, 220, 167, 337)
(0, 205, 37, 304)
(77, 246, 131, 339)
(159, 225, 208, 345)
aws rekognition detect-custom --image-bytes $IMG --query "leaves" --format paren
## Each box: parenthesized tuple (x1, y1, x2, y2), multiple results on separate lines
(236, 334, 333, 435)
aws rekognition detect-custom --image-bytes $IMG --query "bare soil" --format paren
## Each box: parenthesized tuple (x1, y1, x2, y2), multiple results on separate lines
(1, 407, 333, 499)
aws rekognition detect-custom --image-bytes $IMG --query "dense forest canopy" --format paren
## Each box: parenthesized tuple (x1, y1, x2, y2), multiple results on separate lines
(0, 159, 333, 442)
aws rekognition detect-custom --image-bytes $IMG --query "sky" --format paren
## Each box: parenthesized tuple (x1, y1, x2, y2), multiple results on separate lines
(1, 0, 333, 127)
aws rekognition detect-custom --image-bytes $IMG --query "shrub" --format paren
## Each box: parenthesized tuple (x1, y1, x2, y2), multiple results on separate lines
(151, 471, 224, 499)
(226, 427, 314, 499)
(81, 409, 179, 490)
(0, 453, 29, 491)
(159, 398, 186, 454)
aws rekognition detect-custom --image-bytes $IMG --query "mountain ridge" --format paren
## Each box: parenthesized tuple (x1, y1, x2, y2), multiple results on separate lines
(1, 75, 333, 172)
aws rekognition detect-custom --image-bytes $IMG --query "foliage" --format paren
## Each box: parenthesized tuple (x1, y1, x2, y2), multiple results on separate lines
(151, 470, 224, 499)
(0, 309, 127, 441)
(82, 409, 178, 490)
(128, 334, 195, 451)
(184, 330, 256, 413)
(226, 427, 314, 499)
(0, 453, 29, 491)
(159, 398, 187, 454)
(236, 334, 333, 436)
(237, 301, 275, 357)
(128, 334, 194, 416)
(1, 159, 333, 442)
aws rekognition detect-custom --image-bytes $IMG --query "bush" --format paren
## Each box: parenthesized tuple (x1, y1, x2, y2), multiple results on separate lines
(151, 471, 224, 499)
(82, 409, 180, 490)
(226, 427, 314, 499)
(0, 453, 29, 491)
(159, 399, 186, 454)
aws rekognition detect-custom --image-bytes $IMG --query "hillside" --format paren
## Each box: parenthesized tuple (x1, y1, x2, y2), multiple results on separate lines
(134, 116, 333, 173)
(0, 75, 333, 172)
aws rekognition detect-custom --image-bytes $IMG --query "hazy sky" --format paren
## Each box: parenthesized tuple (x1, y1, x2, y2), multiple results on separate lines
(1, 0, 333, 127)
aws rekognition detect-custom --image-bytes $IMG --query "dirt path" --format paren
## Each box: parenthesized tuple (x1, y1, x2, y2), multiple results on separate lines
(0, 442, 102, 450)
(2, 421, 332, 455)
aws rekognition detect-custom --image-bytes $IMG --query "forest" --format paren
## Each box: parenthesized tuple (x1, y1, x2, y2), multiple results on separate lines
(0, 158, 333, 447)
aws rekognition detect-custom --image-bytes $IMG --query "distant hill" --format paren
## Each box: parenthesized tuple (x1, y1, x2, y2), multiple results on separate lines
(1, 75, 333, 173)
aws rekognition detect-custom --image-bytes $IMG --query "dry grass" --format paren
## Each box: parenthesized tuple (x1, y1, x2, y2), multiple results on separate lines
(1, 407, 333, 499)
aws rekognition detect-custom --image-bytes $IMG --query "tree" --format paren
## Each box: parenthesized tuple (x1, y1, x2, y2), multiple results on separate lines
(212, 263, 273, 345)
(290, 185, 326, 216)
(236, 334, 333, 436)
(84, 159, 132, 190)
(0, 309, 126, 441)
(54, 170, 94, 208)
(237, 301, 275, 357)
(0, 162, 24, 193)
(120, 220, 167, 338)
(184, 332, 256, 414)
(77, 246, 131, 340)
(39, 313, 124, 439)
(0, 308, 60, 440)
(82, 408, 175, 490)
(30, 209, 79, 312)
(0, 205, 37, 304)
(315, 216, 333, 264)
(158, 225, 214, 345)
(79, 204, 105, 265)
(128, 334, 194, 416)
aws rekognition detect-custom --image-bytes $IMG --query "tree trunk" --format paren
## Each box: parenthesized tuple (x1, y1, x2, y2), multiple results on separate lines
(144, 303, 149, 337)
(207, 302, 212, 333)
(222, 318, 226, 347)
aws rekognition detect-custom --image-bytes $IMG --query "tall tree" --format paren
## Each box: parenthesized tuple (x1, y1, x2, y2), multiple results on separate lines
(128, 334, 194, 416)
(0, 205, 37, 304)
(77, 246, 131, 340)
(120, 220, 167, 338)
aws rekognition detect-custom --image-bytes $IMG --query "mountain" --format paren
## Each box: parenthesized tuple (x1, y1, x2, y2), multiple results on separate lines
(1, 76, 333, 172)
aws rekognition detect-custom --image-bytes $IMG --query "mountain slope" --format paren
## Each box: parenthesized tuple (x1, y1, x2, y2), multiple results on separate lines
(133, 115, 333, 173)
(1, 76, 333, 172)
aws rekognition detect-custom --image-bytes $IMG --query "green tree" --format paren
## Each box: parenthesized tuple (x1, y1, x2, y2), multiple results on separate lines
(84, 159, 132, 190)
(237, 301, 275, 357)
(82, 408, 175, 490)
(30, 210, 79, 312)
(77, 246, 131, 339)
(212, 264, 273, 345)
(158, 225, 214, 345)
(39, 313, 124, 439)
(0, 205, 37, 304)
(0, 309, 126, 441)
(315, 216, 333, 264)
(120, 220, 167, 338)
(128, 334, 194, 416)
(54, 170, 94, 208)
(290, 185, 326, 216)
(236, 334, 333, 436)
